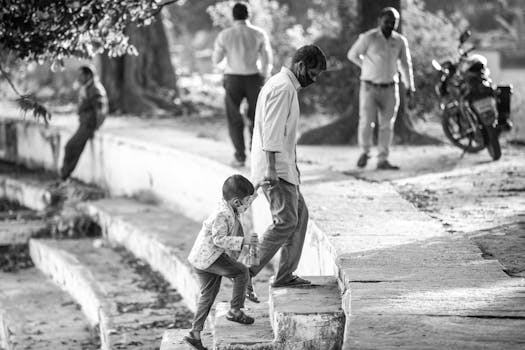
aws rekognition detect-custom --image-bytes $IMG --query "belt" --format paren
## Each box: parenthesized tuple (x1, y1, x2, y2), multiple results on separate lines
(362, 80, 396, 88)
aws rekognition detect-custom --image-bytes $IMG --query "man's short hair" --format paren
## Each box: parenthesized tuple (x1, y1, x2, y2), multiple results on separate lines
(79, 65, 95, 77)
(291, 45, 327, 70)
(222, 174, 254, 200)
(379, 7, 400, 19)
(232, 2, 249, 20)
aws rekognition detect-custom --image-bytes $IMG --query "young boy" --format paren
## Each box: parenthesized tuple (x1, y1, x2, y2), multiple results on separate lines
(184, 174, 261, 350)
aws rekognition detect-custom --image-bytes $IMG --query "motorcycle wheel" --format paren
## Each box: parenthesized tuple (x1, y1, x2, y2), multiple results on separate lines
(482, 126, 502, 161)
(441, 109, 485, 153)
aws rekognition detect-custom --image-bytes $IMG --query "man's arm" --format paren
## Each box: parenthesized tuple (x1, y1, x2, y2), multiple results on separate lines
(347, 33, 367, 68)
(212, 31, 226, 67)
(398, 36, 415, 92)
(259, 31, 273, 78)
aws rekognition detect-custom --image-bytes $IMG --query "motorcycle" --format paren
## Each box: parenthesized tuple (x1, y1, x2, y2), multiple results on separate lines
(431, 30, 513, 161)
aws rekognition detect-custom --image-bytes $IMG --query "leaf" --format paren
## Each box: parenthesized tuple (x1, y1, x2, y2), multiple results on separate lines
(16, 94, 52, 124)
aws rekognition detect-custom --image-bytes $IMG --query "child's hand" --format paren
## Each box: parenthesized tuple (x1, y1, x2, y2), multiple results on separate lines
(243, 234, 259, 245)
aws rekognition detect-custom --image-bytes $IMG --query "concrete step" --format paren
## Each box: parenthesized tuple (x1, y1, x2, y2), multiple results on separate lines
(269, 276, 344, 350)
(76, 198, 203, 312)
(212, 302, 274, 350)
(29, 238, 193, 350)
(0, 221, 47, 245)
(0, 268, 98, 350)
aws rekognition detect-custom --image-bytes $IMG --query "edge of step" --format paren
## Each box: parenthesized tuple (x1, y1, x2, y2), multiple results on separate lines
(0, 175, 52, 211)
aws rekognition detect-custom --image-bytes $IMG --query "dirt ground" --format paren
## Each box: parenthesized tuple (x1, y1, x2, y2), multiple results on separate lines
(393, 153, 525, 277)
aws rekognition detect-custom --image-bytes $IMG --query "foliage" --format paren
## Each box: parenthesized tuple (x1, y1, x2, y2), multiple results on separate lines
(297, 0, 360, 116)
(0, 0, 179, 64)
(402, 0, 459, 116)
(0, 0, 178, 119)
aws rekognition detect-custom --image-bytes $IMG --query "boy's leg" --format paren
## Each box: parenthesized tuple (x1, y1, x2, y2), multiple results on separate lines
(191, 269, 222, 333)
(206, 254, 249, 310)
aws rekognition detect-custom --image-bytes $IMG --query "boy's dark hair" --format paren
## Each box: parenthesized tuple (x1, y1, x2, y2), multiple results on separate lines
(79, 65, 95, 77)
(232, 2, 249, 20)
(222, 174, 254, 200)
(291, 45, 327, 70)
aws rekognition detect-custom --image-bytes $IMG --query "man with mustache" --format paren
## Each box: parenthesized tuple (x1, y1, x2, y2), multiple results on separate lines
(347, 7, 415, 170)
(249, 45, 327, 293)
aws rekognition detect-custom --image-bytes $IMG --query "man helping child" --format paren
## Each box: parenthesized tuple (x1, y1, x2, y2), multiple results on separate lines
(184, 174, 265, 350)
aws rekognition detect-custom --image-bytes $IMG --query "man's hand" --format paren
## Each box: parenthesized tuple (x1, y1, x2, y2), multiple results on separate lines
(255, 179, 271, 191)
(265, 167, 279, 185)
(406, 89, 416, 110)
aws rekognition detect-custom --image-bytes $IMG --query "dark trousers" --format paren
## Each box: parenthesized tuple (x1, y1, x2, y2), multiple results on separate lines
(60, 121, 97, 180)
(249, 179, 309, 285)
(191, 253, 249, 332)
(223, 74, 264, 162)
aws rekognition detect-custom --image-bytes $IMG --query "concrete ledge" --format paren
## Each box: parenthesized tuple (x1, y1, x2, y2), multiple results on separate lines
(76, 198, 202, 312)
(0, 118, 237, 222)
(269, 276, 344, 350)
(0, 175, 51, 211)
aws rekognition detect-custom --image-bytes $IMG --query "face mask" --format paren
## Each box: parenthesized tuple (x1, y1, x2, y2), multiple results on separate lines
(235, 194, 257, 214)
(298, 65, 315, 87)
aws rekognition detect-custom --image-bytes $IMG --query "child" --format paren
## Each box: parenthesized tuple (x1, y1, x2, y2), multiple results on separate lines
(184, 174, 261, 350)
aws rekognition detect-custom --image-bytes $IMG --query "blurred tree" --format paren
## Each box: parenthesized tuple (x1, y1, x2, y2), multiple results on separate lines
(0, 0, 180, 119)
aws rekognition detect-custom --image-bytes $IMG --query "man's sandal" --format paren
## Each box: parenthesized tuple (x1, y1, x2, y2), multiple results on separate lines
(271, 275, 312, 288)
(225, 310, 255, 325)
(182, 333, 208, 350)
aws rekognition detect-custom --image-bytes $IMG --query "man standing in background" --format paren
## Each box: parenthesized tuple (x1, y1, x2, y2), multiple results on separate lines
(212, 2, 273, 168)
(60, 65, 107, 180)
(347, 7, 415, 170)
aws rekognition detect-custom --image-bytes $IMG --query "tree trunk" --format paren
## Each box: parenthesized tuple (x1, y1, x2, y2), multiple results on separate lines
(100, 12, 180, 116)
(299, 0, 438, 145)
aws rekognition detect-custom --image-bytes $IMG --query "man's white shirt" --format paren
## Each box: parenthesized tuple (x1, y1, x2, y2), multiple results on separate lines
(212, 20, 273, 77)
(347, 28, 414, 90)
(251, 67, 301, 186)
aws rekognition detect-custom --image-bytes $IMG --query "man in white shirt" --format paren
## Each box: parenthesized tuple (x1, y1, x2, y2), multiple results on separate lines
(212, 2, 273, 168)
(347, 7, 415, 170)
(250, 45, 326, 288)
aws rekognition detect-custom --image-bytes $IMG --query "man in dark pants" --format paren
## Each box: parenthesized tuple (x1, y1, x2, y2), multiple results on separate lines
(212, 2, 273, 168)
(250, 45, 327, 289)
(60, 65, 108, 180)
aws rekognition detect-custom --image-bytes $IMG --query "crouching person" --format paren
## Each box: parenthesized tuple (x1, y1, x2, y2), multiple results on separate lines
(184, 174, 260, 350)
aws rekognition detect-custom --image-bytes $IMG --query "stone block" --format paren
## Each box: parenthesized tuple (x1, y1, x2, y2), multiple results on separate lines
(269, 276, 344, 350)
